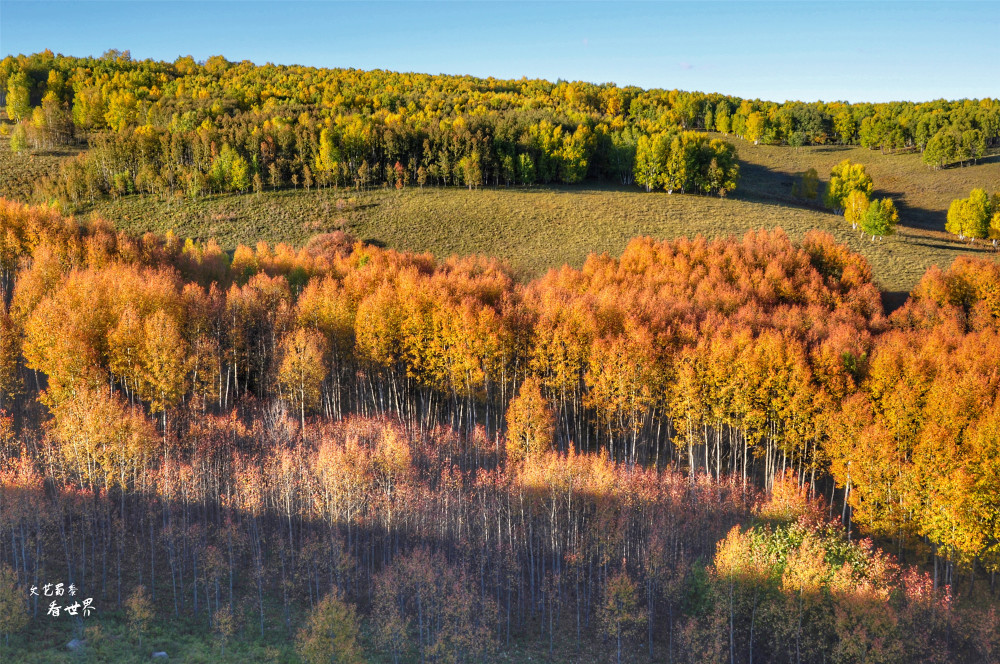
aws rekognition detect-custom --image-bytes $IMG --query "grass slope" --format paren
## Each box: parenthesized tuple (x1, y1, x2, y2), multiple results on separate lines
(3, 134, 998, 301)
(5, 603, 644, 664)
(730, 133, 1000, 236)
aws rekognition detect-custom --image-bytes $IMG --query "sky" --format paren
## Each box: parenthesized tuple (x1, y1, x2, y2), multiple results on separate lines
(1, 1, 998, 103)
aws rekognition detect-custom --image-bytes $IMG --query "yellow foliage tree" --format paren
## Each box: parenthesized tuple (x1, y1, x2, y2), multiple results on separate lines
(601, 571, 646, 664)
(278, 327, 329, 429)
(296, 588, 365, 664)
(125, 585, 154, 649)
(140, 309, 189, 417)
(844, 190, 871, 230)
(51, 387, 157, 490)
(505, 377, 555, 464)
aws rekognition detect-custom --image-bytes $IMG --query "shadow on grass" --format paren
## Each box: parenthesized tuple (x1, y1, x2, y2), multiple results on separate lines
(901, 236, 994, 254)
(935, 153, 1000, 169)
(735, 158, 965, 240)
(801, 145, 856, 155)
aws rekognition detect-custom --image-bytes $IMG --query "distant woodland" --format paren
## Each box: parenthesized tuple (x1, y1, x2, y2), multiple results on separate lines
(2, 49, 998, 209)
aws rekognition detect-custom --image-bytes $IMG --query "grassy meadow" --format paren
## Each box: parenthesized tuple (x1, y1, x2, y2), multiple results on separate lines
(2, 133, 998, 302)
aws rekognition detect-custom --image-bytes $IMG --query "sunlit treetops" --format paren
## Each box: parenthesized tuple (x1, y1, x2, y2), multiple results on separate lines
(1, 199, 886, 501)
(4, 50, 999, 208)
(2, 199, 1000, 660)
(4, 199, 1000, 577)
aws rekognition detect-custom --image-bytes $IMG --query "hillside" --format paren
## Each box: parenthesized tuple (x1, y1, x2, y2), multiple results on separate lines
(3, 201, 999, 662)
(3, 46, 1000, 664)
(3, 133, 997, 303)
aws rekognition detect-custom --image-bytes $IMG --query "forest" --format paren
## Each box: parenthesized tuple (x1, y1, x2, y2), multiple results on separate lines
(1, 198, 1000, 662)
(1, 49, 998, 209)
(0, 46, 1000, 664)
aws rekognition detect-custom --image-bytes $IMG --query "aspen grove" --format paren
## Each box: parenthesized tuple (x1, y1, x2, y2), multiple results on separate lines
(1, 199, 1000, 662)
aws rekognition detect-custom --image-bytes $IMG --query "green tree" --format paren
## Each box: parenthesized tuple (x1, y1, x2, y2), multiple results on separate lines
(609, 129, 637, 185)
(704, 138, 739, 196)
(517, 153, 536, 185)
(923, 129, 957, 169)
(317, 126, 340, 174)
(859, 197, 899, 241)
(961, 129, 986, 165)
(230, 154, 251, 193)
(5, 71, 31, 122)
(296, 589, 365, 664)
(634, 133, 666, 192)
(0, 564, 28, 647)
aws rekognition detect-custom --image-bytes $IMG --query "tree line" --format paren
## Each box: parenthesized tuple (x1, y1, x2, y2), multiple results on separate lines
(0, 198, 887, 488)
(4, 50, 1000, 209)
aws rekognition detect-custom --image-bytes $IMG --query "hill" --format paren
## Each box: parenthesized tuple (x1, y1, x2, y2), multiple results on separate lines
(3, 133, 997, 303)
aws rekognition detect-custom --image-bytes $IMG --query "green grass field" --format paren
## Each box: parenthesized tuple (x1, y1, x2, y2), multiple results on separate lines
(3, 133, 998, 302)
(729, 133, 1000, 235)
(5, 603, 644, 664)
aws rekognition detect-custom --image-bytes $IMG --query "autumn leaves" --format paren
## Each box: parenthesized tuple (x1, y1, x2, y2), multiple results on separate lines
(4, 198, 1000, 659)
(826, 257, 1000, 577)
(1, 199, 890, 486)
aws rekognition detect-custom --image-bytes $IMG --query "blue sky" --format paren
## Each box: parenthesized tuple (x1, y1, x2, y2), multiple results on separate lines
(1, 1, 998, 103)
